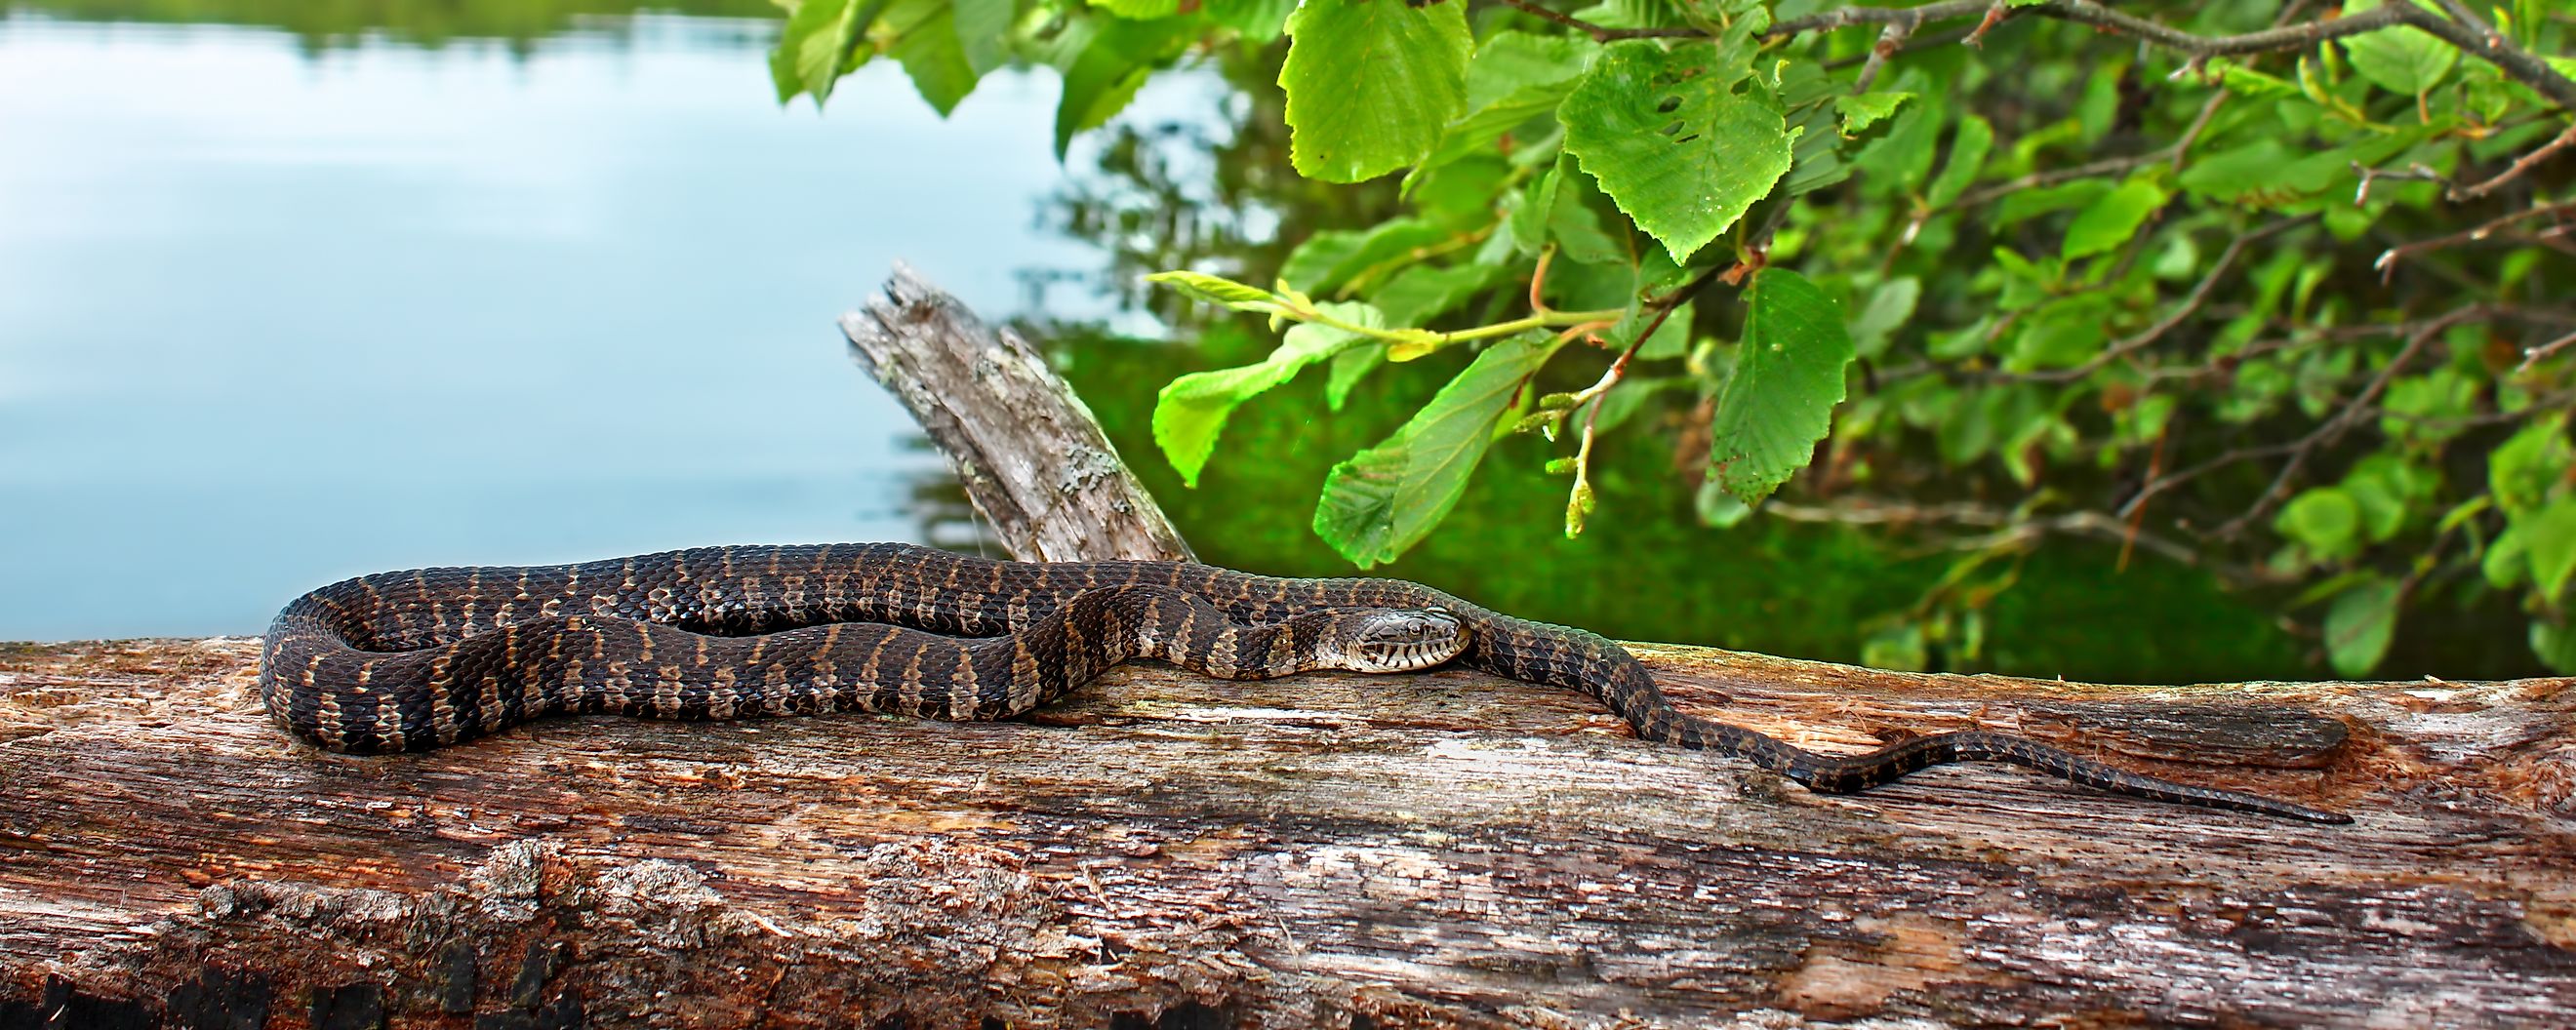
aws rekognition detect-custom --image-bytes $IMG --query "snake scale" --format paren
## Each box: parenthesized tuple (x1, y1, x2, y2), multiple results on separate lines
(261, 542, 2350, 823)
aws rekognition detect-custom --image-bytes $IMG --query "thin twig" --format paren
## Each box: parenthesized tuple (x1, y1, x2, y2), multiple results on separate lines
(1492, 0, 2576, 112)
(2452, 125, 2576, 202)
(2517, 331, 2576, 375)
(1852, 20, 1914, 94)
(2015, 216, 2315, 383)
(2375, 202, 2576, 281)
(2209, 306, 2487, 539)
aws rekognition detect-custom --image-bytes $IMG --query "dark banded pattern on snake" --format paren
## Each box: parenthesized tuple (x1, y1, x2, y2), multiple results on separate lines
(260, 543, 2352, 824)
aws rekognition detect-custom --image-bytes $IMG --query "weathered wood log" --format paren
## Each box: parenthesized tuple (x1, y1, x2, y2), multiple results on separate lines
(840, 263, 1192, 565)
(6, 269, 2572, 1027)
(2, 638, 2571, 1028)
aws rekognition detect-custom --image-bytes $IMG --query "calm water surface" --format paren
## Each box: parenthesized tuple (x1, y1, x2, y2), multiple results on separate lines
(0, 14, 1210, 639)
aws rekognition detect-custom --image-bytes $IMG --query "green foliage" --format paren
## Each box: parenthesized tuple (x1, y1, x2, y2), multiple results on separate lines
(1560, 38, 1791, 263)
(1278, 0, 1472, 182)
(1313, 335, 1557, 568)
(1708, 269, 1853, 504)
(768, 0, 2576, 679)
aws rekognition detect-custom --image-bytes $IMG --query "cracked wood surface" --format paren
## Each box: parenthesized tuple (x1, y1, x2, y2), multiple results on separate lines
(839, 263, 1193, 566)
(3, 636, 2570, 1029)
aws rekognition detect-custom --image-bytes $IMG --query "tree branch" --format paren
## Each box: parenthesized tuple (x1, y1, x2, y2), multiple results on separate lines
(2208, 306, 2488, 539)
(1494, 0, 2576, 113)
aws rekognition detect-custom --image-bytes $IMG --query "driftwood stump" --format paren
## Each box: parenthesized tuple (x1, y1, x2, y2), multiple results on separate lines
(4, 269, 2571, 1028)
(840, 262, 1192, 565)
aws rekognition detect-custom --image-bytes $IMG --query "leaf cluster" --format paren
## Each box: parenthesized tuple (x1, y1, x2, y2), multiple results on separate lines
(771, 0, 2576, 676)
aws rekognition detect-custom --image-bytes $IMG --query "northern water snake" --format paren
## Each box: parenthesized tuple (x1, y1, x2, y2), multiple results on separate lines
(259, 542, 2352, 823)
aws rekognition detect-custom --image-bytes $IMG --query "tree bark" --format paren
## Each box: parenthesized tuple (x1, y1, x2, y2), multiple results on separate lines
(5, 269, 2571, 1028)
(2, 638, 2570, 1028)
(840, 263, 1192, 565)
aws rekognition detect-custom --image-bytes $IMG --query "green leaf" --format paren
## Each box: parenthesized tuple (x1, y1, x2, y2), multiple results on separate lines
(2341, 0, 2458, 96)
(2275, 488, 2363, 561)
(1993, 178, 2113, 226)
(1052, 18, 1188, 158)
(1367, 263, 1499, 328)
(1924, 114, 1992, 209)
(1709, 268, 1856, 504)
(2323, 576, 2399, 678)
(2484, 522, 2528, 588)
(952, 0, 1013, 72)
(2488, 416, 2570, 515)
(1280, 218, 1447, 296)
(1833, 91, 1914, 137)
(1849, 276, 1919, 359)
(1560, 40, 1791, 263)
(2204, 58, 2301, 99)
(1545, 158, 1627, 265)
(1281, 0, 1473, 182)
(2531, 619, 2576, 675)
(770, 0, 869, 104)
(2340, 455, 2427, 543)
(1154, 301, 1384, 487)
(1849, 71, 1945, 196)
(1509, 166, 1561, 258)
(1090, 0, 1179, 17)
(880, 0, 978, 115)
(1411, 31, 1596, 185)
(2062, 178, 2170, 260)
(1207, 0, 1299, 39)
(2525, 495, 2576, 601)
(1324, 345, 1384, 412)
(1314, 334, 1556, 567)
(1146, 271, 1277, 310)
(2379, 368, 2478, 444)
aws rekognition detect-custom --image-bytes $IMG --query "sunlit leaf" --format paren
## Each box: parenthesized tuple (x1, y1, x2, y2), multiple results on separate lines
(1709, 269, 1855, 504)
(1281, 0, 1472, 182)
(2341, 0, 2458, 96)
(1833, 91, 1914, 137)
(1559, 40, 1791, 263)
(1314, 334, 1554, 567)
(1146, 271, 1276, 309)
(2062, 178, 2170, 260)
(770, 0, 869, 104)
(1155, 302, 1384, 487)
(881, 0, 977, 115)
(2276, 488, 2363, 561)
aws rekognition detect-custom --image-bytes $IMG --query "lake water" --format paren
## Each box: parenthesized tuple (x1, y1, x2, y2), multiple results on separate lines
(0, 13, 1210, 639)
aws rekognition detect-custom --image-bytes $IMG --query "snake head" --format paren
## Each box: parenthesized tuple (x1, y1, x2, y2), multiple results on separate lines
(1336, 607, 1470, 673)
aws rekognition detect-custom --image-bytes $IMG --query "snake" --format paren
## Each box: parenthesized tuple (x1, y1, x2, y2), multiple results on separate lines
(259, 542, 2352, 823)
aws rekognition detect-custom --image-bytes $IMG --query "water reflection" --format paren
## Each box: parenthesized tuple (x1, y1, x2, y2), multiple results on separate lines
(0, 11, 1188, 638)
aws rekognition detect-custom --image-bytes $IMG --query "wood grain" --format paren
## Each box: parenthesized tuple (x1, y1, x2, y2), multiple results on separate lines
(4, 637, 2568, 1028)
(839, 264, 1193, 566)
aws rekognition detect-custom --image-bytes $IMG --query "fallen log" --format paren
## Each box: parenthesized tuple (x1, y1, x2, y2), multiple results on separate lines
(3, 269, 2571, 1028)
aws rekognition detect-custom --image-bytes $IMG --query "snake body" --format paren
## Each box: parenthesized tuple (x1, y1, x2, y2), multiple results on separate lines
(261, 543, 2350, 823)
